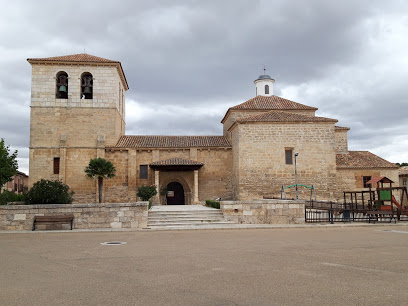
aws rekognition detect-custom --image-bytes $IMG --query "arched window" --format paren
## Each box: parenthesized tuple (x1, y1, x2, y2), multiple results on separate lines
(56, 71, 68, 99)
(265, 84, 269, 95)
(81, 72, 93, 99)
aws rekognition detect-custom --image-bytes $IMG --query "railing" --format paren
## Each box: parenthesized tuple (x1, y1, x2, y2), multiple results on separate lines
(305, 200, 408, 223)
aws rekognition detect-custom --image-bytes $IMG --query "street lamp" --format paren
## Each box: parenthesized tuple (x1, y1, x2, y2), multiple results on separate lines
(294, 153, 299, 200)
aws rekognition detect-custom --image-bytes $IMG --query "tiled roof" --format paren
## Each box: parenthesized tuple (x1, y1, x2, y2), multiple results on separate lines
(27, 53, 120, 63)
(150, 158, 204, 166)
(336, 151, 399, 169)
(235, 110, 337, 124)
(27, 53, 129, 90)
(221, 95, 318, 123)
(399, 166, 408, 176)
(335, 126, 350, 131)
(113, 135, 231, 148)
(231, 95, 318, 111)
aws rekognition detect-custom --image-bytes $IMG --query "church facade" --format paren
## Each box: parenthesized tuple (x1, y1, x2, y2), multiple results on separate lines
(27, 54, 399, 204)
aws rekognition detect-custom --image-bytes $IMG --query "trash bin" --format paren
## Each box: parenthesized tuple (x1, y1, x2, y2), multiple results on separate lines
(343, 209, 350, 221)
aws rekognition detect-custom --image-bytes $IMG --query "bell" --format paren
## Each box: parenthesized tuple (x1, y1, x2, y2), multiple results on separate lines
(83, 86, 92, 94)
(59, 85, 67, 92)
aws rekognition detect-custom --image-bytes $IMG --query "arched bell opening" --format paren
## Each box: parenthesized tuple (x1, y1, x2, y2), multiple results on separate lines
(81, 72, 93, 99)
(56, 71, 68, 99)
(166, 182, 185, 205)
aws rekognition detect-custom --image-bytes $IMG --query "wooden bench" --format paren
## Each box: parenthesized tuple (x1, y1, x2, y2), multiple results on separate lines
(32, 215, 74, 231)
(366, 211, 396, 224)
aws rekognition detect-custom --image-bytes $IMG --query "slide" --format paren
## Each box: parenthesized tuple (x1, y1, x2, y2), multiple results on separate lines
(391, 196, 408, 217)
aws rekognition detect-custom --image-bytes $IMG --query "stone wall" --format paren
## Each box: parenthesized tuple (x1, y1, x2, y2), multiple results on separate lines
(230, 122, 337, 201)
(102, 147, 233, 204)
(221, 199, 305, 224)
(335, 129, 348, 153)
(0, 202, 148, 231)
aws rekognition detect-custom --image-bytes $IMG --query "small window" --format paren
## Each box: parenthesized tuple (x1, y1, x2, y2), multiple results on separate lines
(53, 157, 60, 175)
(56, 71, 68, 99)
(285, 149, 293, 165)
(265, 84, 269, 95)
(81, 72, 93, 99)
(363, 176, 372, 188)
(140, 165, 148, 179)
(403, 179, 407, 186)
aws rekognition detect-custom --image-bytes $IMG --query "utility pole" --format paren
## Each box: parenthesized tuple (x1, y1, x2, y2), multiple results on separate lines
(294, 153, 299, 200)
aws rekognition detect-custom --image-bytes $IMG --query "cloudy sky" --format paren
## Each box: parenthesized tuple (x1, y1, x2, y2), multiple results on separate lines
(0, 0, 407, 174)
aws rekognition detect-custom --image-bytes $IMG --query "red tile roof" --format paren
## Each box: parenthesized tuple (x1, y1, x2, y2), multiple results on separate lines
(221, 95, 318, 123)
(399, 166, 408, 176)
(27, 53, 129, 90)
(234, 110, 337, 124)
(113, 135, 231, 148)
(231, 95, 318, 111)
(27, 53, 120, 63)
(150, 158, 204, 166)
(336, 151, 399, 169)
(366, 176, 394, 185)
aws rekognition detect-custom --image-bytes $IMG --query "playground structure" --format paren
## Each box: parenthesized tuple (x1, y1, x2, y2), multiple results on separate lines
(305, 177, 408, 223)
(281, 184, 316, 202)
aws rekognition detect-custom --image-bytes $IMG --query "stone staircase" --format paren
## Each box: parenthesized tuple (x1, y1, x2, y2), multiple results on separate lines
(147, 205, 235, 229)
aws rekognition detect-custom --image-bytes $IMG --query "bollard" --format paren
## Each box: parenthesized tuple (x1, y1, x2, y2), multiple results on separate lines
(330, 209, 334, 224)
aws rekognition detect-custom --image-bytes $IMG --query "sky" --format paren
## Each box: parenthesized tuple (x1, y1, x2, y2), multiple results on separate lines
(0, 0, 407, 174)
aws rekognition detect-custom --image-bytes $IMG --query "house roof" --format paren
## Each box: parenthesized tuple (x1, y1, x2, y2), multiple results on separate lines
(112, 135, 231, 149)
(235, 110, 337, 124)
(27, 53, 129, 90)
(149, 157, 204, 171)
(221, 95, 318, 123)
(366, 176, 394, 185)
(336, 151, 399, 169)
(399, 166, 408, 176)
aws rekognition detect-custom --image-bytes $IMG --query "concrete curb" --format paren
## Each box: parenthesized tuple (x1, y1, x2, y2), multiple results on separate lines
(1, 222, 408, 234)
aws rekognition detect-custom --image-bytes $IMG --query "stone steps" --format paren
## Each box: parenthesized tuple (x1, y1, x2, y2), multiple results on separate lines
(147, 205, 235, 228)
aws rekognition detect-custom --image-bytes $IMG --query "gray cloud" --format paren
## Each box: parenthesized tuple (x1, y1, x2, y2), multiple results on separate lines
(1, 0, 407, 174)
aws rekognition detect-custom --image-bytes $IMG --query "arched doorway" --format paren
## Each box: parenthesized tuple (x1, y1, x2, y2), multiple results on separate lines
(166, 182, 185, 205)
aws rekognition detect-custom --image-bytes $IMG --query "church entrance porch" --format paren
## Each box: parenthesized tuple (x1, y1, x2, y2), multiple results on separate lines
(166, 182, 185, 205)
(149, 158, 204, 205)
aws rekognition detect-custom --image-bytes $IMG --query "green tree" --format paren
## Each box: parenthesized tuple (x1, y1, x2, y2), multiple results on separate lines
(85, 157, 116, 203)
(26, 179, 74, 204)
(396, 162, 408, 167)
(137, 185, 157, 201)
(0, 138, 18, 188)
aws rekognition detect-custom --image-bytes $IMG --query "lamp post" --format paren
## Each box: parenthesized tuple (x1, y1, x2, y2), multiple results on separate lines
(294, 153, 299, 200)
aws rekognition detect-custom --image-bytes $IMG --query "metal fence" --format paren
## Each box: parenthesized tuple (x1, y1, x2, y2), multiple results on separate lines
(305, 200, 408, 223)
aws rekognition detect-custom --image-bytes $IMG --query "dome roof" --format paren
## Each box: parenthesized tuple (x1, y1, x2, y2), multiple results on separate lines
(255, 74, 273, 81)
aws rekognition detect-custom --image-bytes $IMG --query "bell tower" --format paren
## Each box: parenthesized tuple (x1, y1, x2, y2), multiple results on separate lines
(254, 71, 275, 97)
(27, 53, 129, 201)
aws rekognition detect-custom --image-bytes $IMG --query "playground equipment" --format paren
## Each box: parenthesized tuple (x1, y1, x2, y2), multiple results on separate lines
(281, 184, 317, 201)
(342, 177, 408, 222)
(366, 176, 408, 216)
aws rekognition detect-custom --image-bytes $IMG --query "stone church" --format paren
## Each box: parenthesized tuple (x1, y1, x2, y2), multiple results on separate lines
(27, 54, 399, 204)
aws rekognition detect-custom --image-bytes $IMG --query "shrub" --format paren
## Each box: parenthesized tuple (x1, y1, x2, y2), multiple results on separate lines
(0, 191, 26, 205)
(137, 185, 157, 201)
(205, 200, 220, 209)
(26, 179, 74, 204)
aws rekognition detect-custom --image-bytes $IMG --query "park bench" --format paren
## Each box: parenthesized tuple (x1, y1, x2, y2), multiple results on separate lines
(32, 215, 74, 231)
(366, 211, 396, 224)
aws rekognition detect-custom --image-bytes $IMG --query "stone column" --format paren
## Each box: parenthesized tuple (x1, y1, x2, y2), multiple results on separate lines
(128, 149, 137, 201)
(59, 135, 67, 183)
(154, 170, 160, 205)
(193, 170, 199, 204)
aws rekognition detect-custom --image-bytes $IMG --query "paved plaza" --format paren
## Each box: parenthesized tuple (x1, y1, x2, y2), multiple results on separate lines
(1, 226, 408, 305)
